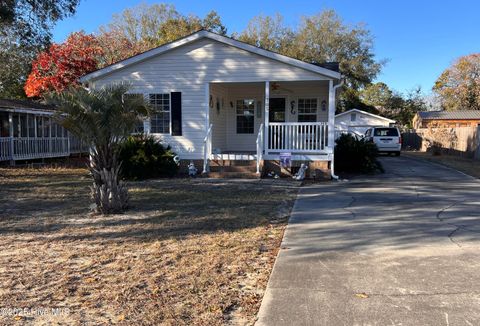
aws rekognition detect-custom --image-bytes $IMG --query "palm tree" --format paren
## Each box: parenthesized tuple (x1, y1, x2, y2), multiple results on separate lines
(47, 84, 150, 214)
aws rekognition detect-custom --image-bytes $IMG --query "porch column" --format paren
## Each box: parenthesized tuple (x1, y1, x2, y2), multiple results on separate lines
(202, 82, 210, 174)
(327, 80, 335, 150)
(34, 115, 37, 138)
(8, 113, 14, 165)
(205, 83, 210, 130)
(48, 116, 52, 155)
(264, 81, 269, 154)
(33, 115, 37, 155)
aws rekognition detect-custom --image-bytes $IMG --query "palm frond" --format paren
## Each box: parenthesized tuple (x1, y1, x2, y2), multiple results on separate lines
(46, 84, 151, 147)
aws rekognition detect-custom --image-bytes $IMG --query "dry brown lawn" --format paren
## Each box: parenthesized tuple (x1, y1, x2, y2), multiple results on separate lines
(0, 168, 300, 325)
(404, 151, 480, 178)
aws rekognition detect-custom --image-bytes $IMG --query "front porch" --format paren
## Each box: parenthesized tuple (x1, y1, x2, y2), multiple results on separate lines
(203, 80, 336, 174)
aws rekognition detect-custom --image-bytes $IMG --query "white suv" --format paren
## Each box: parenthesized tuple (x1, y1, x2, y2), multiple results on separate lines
(364, 127, 402, 156)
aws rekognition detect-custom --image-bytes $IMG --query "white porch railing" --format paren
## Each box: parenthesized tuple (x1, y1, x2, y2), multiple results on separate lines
(202, 124, 213, 173)
(0, 138, 11, 161)
(0, 137, 70, 161)
(256, 123, 264, 174)
(267, 122, 328, 152)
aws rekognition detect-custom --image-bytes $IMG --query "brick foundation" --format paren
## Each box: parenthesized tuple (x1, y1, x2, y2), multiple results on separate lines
(263, 160, 331, 180)
(178, 159, 330, 179)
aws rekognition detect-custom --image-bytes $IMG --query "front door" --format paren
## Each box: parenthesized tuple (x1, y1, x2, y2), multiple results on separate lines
(269, 98, 286, 122)
(268, 98, 286, 149)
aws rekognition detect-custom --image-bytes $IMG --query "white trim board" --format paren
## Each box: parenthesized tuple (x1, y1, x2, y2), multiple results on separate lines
(80, 30, 341, 82)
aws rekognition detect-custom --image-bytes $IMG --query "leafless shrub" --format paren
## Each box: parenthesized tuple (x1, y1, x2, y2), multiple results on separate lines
(423, 124, 458, 155)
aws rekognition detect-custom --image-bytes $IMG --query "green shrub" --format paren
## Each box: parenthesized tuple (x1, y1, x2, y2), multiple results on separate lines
(118, 135, 178, 180)
(334, 134, 383, 173)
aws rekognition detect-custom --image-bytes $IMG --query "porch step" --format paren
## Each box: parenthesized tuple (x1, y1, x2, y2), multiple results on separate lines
(212, 153, 256, 161)
(207, 153, 259, 178)
(209, 165, 257, 173)
(210, 159, 256, 168)
(207, 171, 259, 179)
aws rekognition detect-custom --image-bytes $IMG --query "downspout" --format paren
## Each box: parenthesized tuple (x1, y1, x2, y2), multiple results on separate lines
(330, 80, 344, 180)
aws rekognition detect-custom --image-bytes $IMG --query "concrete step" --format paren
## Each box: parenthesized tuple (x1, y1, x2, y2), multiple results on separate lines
(207, 171, 260, 179)
(210, 159, 257, 167)
(209, 165, 257, 173)
(212, 153, 256, 161)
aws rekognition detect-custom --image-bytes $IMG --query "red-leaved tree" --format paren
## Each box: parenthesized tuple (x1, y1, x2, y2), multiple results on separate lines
(25, 32, 103, 97)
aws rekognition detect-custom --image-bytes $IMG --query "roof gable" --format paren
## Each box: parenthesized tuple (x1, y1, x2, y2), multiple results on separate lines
(80, 30, 341, 82)
(335, 109, 395, 123)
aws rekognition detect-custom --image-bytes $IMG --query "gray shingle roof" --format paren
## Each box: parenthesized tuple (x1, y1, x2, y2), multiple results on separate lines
(0, 99, 55, 112)
(418, 110, 480, 120)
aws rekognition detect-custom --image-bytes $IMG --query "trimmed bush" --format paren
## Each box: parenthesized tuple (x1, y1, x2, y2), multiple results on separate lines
(334, 134, 383, 173)
(118, 135, 178, 180)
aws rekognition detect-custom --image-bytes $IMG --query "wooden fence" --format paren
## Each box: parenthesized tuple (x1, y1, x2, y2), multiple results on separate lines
(402, 126, 480, 159)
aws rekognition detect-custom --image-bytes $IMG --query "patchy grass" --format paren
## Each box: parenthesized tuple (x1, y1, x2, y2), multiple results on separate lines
(404, 151, 480, 178)
(0, 167, 300, 325)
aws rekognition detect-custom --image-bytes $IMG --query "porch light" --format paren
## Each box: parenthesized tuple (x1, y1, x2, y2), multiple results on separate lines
(290, 100, 296, 114)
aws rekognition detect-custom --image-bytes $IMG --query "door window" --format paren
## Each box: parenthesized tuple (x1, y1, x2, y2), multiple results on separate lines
(236, 99, 255, 134)
(269, 98, 286, 122)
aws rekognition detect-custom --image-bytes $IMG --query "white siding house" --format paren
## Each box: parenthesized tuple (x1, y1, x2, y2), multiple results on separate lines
(335, 109, 395, 136)
(80, 30, 342, 175)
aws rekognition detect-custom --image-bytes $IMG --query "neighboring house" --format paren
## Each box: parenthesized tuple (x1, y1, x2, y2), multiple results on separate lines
(0, 99, 87, 164)
(413, 111, 480, 129)
(335, 109, 395, 136)
(80, 30, 343, 176)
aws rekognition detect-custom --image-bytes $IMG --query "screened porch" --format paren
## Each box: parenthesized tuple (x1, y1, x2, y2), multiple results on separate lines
(0, 108, 87, 163)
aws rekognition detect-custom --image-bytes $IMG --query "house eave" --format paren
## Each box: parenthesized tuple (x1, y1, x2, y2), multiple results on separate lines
(0, 107, 55, 115)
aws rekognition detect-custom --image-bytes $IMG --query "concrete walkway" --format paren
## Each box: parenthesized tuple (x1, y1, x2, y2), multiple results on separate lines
(256, 156, 480, 326)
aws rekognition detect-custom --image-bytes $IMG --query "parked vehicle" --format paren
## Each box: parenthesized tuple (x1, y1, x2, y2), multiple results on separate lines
(364, 127, 401, 155)
(335, 130, 364, 140)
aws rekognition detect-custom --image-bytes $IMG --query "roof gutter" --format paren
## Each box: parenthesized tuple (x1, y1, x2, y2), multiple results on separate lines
(0, 107, 55, 115)
(330, 80, 344, 181)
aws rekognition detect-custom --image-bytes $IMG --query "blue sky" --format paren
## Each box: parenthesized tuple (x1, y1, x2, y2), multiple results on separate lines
(52, 0, 480, 95)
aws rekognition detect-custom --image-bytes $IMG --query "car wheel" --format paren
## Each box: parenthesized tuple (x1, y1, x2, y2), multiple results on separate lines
(395, 151, 401, 156)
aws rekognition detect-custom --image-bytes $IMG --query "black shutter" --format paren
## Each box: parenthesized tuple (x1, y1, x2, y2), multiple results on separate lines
(171, 92, 182, 136)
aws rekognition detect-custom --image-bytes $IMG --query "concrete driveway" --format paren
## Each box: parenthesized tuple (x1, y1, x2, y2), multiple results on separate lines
(257, 156, 480, 326)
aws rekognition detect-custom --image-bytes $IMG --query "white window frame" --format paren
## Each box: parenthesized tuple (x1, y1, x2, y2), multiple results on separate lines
(148, 93, 172, 135)
(297, 98, 318, 122)
(235, 98, 256, 134)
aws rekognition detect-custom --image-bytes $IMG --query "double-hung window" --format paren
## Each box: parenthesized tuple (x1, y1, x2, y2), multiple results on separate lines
(149, 93, 170, 134)
(298, 98, 317, 122)
(236, 99, 255, 134)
